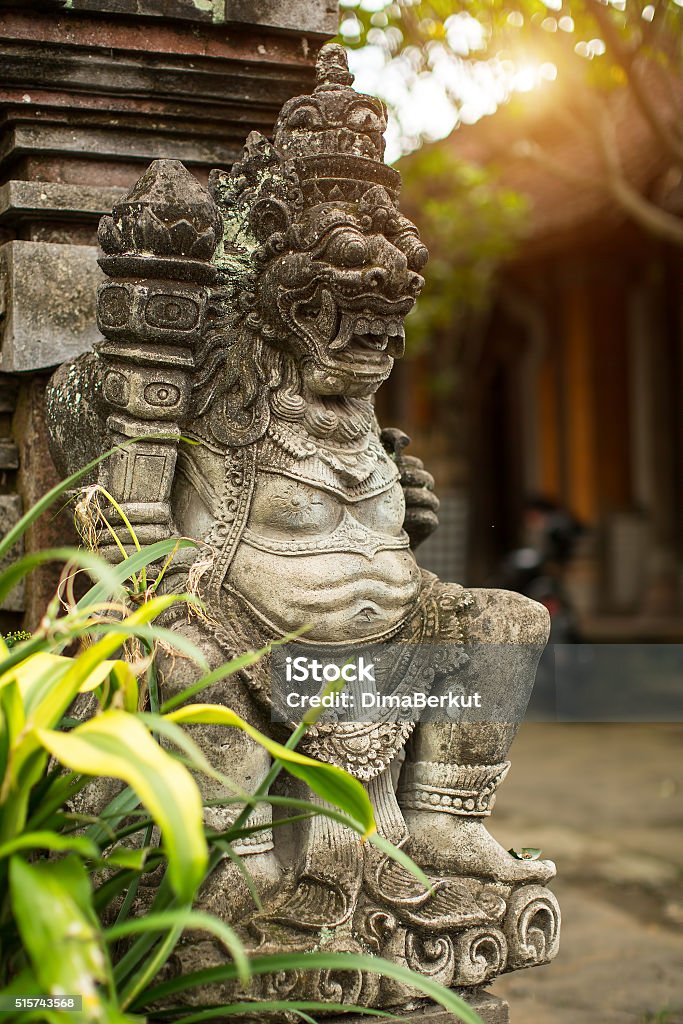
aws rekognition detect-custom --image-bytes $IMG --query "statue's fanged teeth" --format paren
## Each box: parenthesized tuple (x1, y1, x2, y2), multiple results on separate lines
(315, 289, 338, 343)
(328, 310, 405, 358)
(329, 313, 356, 351)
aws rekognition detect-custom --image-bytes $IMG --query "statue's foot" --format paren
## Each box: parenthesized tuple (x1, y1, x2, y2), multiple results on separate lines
(405, 811, 556, 885)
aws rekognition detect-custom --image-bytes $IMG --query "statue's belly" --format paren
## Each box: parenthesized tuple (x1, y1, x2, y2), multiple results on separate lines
(229, 545, 421, 640)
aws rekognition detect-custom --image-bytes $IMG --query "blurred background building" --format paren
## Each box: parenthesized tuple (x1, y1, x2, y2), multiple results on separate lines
(377, 72, 683, 641)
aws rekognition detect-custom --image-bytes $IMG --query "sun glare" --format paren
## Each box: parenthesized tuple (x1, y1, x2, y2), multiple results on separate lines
(349, 43, 559, 161)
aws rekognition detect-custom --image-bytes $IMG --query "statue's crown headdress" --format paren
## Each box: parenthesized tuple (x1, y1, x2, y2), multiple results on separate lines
(272, 43, 399, 205)
(209, 44, 400, 282)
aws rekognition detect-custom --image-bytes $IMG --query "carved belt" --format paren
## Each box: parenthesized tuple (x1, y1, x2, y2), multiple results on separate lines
(239, 515, 410, 559)
(216, 570, 471, 782)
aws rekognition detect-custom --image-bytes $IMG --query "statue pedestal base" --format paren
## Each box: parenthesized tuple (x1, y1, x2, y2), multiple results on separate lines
(328, 992, 509, 1024)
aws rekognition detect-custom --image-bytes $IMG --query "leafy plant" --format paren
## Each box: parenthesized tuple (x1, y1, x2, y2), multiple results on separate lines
(0, 455, 484, 1024)
(2, 632, 32, 650)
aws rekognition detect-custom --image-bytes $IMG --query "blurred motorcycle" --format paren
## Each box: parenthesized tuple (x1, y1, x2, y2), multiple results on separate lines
(497, 498, 584, 718)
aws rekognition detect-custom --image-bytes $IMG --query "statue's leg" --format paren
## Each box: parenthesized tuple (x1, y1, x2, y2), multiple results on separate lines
(157, 612, 282, 923)
(400, 587, 556, 884)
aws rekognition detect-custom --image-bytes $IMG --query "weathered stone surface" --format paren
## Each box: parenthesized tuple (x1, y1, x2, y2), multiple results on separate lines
(16, 375, 78, 629)
(0, 441, 19, 469)
(328, 992, 509, 1024)
(47, 43, 559, 1016)
(226, 0, 339, 34)
(0, 181, 126, 225)
(38, 0, 338, 33)
(0, 241, 104, 371)
(1, 8, 325, 192)
(0, 494, 25, 613)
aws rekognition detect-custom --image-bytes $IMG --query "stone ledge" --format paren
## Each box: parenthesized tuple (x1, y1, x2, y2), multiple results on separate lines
(327, 993, 509, 1024)
(12, 0, 339, 35)
(0, 181, 126, 224)
(224, 0, 339, 35)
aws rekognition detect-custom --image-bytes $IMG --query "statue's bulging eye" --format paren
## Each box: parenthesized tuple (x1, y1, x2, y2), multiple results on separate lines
(324, 231, 369, 268)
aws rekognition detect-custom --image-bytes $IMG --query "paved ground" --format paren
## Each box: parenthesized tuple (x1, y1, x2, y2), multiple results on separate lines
(489, 723, 683, 1024)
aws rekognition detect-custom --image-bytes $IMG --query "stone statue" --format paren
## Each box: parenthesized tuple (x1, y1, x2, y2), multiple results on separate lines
(47, 44, 559, 1020)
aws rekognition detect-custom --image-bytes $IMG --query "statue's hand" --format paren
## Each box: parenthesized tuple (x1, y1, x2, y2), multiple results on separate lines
(380, 427, 440, 549)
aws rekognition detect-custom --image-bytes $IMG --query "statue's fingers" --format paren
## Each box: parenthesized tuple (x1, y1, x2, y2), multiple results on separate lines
(401, 464, 435, 490)
(402, 486, 440, 512)
(404, 508, 439, 547)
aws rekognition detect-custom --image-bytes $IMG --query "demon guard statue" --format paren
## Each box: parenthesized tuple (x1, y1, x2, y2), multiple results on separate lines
(47, 45, 559, 1021)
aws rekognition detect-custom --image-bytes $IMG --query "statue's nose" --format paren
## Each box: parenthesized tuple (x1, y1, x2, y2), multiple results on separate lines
(363, 260, 424, 299)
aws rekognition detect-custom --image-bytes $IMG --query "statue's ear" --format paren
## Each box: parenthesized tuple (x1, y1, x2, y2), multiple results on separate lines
(249, 197, 291, 243)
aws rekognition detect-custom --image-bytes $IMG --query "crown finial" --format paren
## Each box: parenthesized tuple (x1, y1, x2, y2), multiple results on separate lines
(315, 43, 354, 90)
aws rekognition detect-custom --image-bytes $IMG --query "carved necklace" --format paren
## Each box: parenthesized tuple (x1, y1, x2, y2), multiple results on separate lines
(265, 416, 389, 486)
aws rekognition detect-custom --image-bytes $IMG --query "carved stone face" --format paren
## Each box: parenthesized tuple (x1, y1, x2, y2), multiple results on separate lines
(257, 199, 427, 398)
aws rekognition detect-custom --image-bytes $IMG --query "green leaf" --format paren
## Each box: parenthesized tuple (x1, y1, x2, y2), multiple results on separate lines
(0, 548, 124, 608)
(35, 710, 207, 902)
(166, 703, 376, 839)
(138, 713, 240, 789)
(159, 628, 310, 714)
(212, 837, 263, 913)
(0, 830, 99, 860)
(209, 793, 430, 892)
(136, 951, 485, 1023)
(4, 651, 126, 713)
(105, 910, 250, 987)
(84, 619, 208, 670)
(77, 538, 198, 611)
(0, 447, 124, 562)
(84, 786, 143, 847)
(0, 678, 24, 780)
(159, 650, 268, 713)
(367, 831, 432, 893)
(100, 846, 150, 871)
(9, 855, 112, 1024)
(509, 846, 542, 860)
(166, 1000, 396, 1023)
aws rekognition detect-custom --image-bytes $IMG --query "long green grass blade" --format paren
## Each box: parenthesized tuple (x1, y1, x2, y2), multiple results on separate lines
(164, 1002, 396, 1024)
(138, 713, 244, 791)
(159, 628, 309, 714)
(105, 910, 250, 987)
(0, 448, 122, 562)
(79, 620, 208, 669)
(166, 704, 375, 838)
(0, 548, 123, 606)
(0, 830, 99, 860)
(35, 710, 207, 903)
(135, 951, 485, 1023)
(77, 539, 198, 610)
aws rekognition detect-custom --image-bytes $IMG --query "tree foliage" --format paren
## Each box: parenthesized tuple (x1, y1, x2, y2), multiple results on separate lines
(339, 0, 683, 246)
(400, 146, 528, 355)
